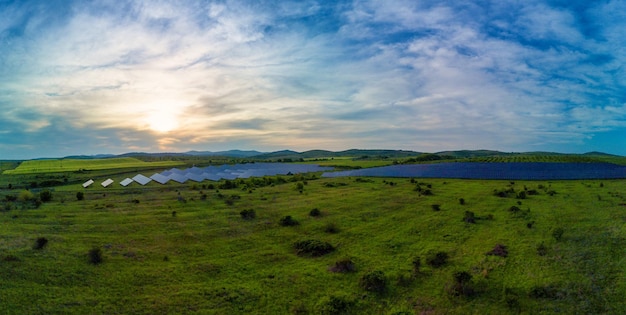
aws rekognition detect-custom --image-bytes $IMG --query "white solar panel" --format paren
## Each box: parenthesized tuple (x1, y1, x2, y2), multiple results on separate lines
(101, 178, 114, 187)
(120, 178, 134, 187)
(82, 179, 94, 188)
(132, 174, 152, 185)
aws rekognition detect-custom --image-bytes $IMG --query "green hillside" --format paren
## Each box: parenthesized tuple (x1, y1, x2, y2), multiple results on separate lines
(1, 172, 624, 314)
(3, 157, 184, 175)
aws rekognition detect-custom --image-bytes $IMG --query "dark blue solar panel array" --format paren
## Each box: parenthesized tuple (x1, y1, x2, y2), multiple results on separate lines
(321, 162, 626, 180)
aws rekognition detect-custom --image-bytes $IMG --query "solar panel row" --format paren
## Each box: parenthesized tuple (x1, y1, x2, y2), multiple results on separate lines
(82, 163, 333, 188)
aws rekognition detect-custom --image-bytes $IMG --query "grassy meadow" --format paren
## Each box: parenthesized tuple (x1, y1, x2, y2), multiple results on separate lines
(0, 159, 625, 314)
(3, 157, 185, 175)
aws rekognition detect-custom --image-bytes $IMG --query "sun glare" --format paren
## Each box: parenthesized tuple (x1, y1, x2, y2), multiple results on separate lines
(147, 111, 179, 133)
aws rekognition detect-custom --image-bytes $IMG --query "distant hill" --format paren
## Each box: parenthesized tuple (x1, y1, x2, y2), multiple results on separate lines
(185, 150, 265, 158)
(38, 149, 625, 163)
(252, 149, 422, 160)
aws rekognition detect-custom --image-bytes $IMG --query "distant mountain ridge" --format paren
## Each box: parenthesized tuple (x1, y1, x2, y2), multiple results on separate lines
(54, 149, 623, 161)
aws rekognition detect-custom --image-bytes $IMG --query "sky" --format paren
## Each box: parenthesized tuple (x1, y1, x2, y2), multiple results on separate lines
(1, 0, 626, 159)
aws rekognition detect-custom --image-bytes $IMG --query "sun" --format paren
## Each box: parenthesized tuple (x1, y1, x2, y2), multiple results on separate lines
(146, 111, 179, 133)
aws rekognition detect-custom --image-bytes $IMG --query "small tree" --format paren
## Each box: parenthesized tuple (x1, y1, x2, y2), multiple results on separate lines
(359, 270, 387, 293)
(39, 190, 53, 202)
(76, 192, 84, 201)
(33, 237, 48, 250)
(280, 215, 299, 226)
(88, 247, 103, 265)
(309, 208, 321, 217)
(412, 256, 421, 275)
(426, 251, 448, 268)
(552, 227, 564, 241)
(240, 209, 256, 220)
(449, 271, 474, 297)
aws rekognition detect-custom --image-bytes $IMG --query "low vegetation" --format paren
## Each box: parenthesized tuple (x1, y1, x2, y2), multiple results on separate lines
(0, 162, 624, 314)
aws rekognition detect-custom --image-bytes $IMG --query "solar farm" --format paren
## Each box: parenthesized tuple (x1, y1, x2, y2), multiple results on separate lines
(82, 163, 333, 188)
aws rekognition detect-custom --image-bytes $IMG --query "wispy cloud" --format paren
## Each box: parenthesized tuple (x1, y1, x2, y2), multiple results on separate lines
(1, 0, 625, 159)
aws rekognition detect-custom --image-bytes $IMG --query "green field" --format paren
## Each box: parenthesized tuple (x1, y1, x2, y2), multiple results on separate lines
(3, 158, 185, 175)
(1, 163, 624, 314)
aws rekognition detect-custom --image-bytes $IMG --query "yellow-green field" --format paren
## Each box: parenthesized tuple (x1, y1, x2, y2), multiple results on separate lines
(3, 158, 184, 175)
(1, 167, 624, 314)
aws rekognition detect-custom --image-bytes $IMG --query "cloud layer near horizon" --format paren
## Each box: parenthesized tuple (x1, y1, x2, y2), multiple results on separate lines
(1, 0, 625, 159)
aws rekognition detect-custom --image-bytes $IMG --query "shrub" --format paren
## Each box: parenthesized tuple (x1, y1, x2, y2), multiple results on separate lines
(280, 215, 299, 227)
(309, 208, 321, 217)
(329, 258, 356, 273)
(448, 271, 474, 297)
(459, 198, 465, 205)
(486, 244, 508, 257)
(324, 222, 340, 234)
(316, 295, 353, 315)
(39, 190, 53, 202)
(359, 270, 387, 293)
(426, 251, 448, 268)
(463, 211, 476, 223)
(536, 242, 548, 256)
(411, 256, 421, 274)
(516, 191, 526, 199)
(552, 227, 564, 241)
(508, 206, 521, 213)
(33, 237, 48, 250)
(240, 209, 256, 220)
(293, 239, 335, 257)
(2, 255, 20, 262)
(76, 192, 84, 201)
(18, 190, 35, 202)
(88, 247, 103, 265)
(529, 284, 561, 299)
(431, 204, 441, 211)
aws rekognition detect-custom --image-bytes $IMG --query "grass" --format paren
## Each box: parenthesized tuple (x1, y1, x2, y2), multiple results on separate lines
(3, 157, 184, 175)
(0, 170, 625, 314)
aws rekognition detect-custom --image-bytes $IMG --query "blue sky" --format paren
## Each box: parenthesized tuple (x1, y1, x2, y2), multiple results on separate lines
(1, 0, 625, 159)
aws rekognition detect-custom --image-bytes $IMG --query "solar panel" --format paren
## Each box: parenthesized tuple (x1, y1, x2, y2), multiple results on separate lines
(132, 174, 152, 185)
(82, 179, 94, 188)
(168, 173, 188, 183)
(101, 178, 114, 187)
(150, 173, 170, 184)
(120, 178, 134, 187)
(185, 173, 205, 182)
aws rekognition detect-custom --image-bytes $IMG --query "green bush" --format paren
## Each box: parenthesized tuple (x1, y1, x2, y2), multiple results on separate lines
(293, 239, 334, 257)
(329, 258, 356, 273)
(486, 244, 508, 257)
(324, 222, 340, 233)
(279, 215, 299, 227)
(359, 270, 387, 293)
(316, 295, 354, 315)
(411, 256, 421, 274)
(463, 211, 476, 223)
(552, 227, 564, 241)
(448, 271, 474, 297)
(33, 237, 48, 250)
(309, 208, 321, 217)
(39, 190, 53, 202)
(536, 242, 548, 256)
(88, 247, 103, 265)
(426, 251, 448, 268)
(240, 209, 256, 220)
(431, 204, 441, 211)
(76, 191, 84, 201)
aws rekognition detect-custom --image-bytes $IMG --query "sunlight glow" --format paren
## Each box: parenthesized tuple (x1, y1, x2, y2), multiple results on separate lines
(146, 110, 179, 133)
